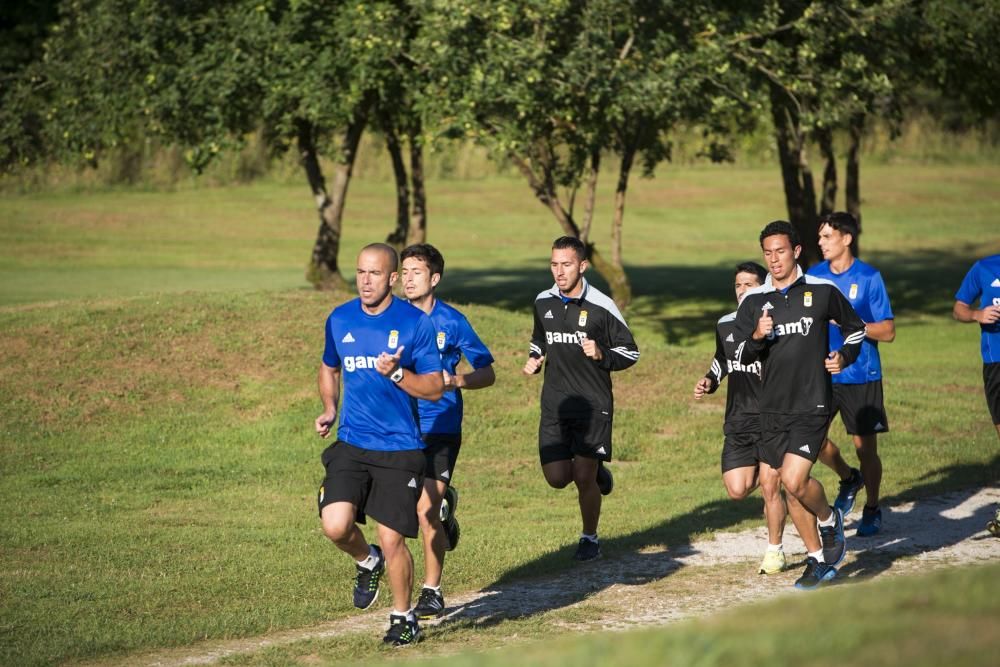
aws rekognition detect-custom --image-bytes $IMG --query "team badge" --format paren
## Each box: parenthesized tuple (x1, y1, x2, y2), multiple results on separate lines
(578, 310, 588, 327)
(849, 283, 858, 300)
(437, 331, 446, 350)
(804, 291, 812, 307)
(388, 329, 399, 348)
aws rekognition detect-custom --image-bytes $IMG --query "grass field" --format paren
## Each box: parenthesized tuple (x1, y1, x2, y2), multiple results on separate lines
(2, 164, 999, 666)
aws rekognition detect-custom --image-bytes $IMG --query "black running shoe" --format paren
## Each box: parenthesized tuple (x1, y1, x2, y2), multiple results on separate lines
(596, 462, 614, 496)
(793, 556, 836, 590)
(440, 485, 459, 522)
(819, 508, 847, 567)
(382, 613, 421, 646)
(353, 544, 384, 610)
(413, 586, 445, 619)
(444, 516, 461, 552)
(573, 537, 601, 561)
(834, 467, 864, 515)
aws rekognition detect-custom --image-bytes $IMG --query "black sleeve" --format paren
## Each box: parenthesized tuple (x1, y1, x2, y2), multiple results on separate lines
(529, 303, 547, 359)
(703, 325, 728, 394)
(598, 310, 639, 372)
(829, 288, 866, 368)
(733, 296, 767, 364)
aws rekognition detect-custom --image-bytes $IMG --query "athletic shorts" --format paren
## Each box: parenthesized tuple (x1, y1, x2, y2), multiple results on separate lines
(831, 381, 889, 436)
(538, 408, 612, 465)
(720, 430, 762, 473)
(759, 413, 831, 469)
(985, 362, 1000, 425)
(317, 441, 425, 538)
(423, 433, 462, 485)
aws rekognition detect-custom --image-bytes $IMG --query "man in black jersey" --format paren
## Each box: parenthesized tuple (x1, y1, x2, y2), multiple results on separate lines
(694, 261, 788, 575)
(523, 236, 640, 561)
(733, 221, 866, 589)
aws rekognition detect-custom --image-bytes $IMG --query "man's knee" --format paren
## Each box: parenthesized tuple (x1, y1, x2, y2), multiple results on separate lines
(320, 512, 355, 543)
(724, 484, 752, 501)
(542, 461, 573, 488)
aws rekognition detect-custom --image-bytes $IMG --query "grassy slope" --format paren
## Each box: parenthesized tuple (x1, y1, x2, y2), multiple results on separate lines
(1, 165, 999, 665)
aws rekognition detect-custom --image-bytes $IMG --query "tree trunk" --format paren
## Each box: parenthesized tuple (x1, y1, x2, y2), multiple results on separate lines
(609, 143, 634, 308)
(579, 149, 600, 245)
(846, 113, 864, 257)
(817, 126, 837, 216)
(408, 128, 427, 245)
(383, 121, 410, 251)
(509, 152, 630, 308)
(769, 84, 820, 266)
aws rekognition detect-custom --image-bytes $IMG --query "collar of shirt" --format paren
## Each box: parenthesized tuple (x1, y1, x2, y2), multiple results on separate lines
(549, 277, 590, 304)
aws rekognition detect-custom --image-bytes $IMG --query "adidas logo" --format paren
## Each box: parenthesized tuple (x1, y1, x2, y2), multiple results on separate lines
(874, 422, 885, 431)
(799, 444, 811, 453)
(342, 332, 355, 343)
(596, 446, 607, 455)
(407, 478, 417, 489)
(544, 310, 554, 319)
(762, 301, 774, 310)
(441, 470, 451, 480)
(992, 278, 1000, 287)
(725, 333, 735, 342)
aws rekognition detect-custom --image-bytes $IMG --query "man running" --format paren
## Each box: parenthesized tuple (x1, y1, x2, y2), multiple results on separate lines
(733, 221, 866, 589)
(808, 212, 895, 536)
(400, 243, 496, 620)
(953, 253, 1000, 441)
(694, 261, 788, 575)
(315, 243, 444, 646)
(523, 236, 639, 561)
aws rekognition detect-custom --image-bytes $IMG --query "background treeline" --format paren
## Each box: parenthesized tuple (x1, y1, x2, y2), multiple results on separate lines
(2, 0, 998, 305)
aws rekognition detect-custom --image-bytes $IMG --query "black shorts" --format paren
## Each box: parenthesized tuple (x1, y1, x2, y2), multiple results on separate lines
(759, 413, 831, 469)
(317, 441, 425, 538)
(985, 362, 1000, 425)
(423, 433, 462, 485)
(538, 408, 613, 465)
(720, 430, 762, 473)
(831, 381, 889, 436)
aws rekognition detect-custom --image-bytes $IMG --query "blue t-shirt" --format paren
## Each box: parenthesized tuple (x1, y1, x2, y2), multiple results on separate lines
(808, 258, 894, 384)
(418, 300, 495, 435)
(955, 254, 1000, 363)
(322, 297, 442, 451)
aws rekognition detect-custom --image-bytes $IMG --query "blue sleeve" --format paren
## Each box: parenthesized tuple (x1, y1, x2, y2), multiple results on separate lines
(411, 314, 444, 375)
(868, 272, 894, 322)
(955, 263, 982, 305)
(456, 316, 495, 369)
(322, 315, 341, 368)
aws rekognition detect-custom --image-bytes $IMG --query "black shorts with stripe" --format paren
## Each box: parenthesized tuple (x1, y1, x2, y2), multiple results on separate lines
(538, 408, 613, 465)
(423, 433, 462, 485)
(830, 380, 889, 436)
(759, 413, 830, 469)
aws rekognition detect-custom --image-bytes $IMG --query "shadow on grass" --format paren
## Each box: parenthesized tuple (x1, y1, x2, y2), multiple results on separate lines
(439, 242, 984, 346)
(432, 496, 764, 633)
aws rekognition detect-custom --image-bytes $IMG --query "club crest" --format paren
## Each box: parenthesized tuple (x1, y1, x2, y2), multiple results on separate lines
(804, 291, 813, 307)
(437, 331, 446, 350)
(578, 310, 588, 327)
(849, 283, 858, 300)
(388, 329, 399, 348)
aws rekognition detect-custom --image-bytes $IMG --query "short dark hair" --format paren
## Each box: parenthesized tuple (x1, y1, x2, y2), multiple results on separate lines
(552, 236, 587, 261)
(361, 242, 399, 271)
(735, 261, 767, 284)
(818, 211, 860, 243)
(400, 243, 445, 278)
(759, 220, 800, 249)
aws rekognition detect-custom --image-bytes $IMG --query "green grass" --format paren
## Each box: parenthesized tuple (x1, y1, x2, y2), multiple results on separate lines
(2, 164, 999, 666)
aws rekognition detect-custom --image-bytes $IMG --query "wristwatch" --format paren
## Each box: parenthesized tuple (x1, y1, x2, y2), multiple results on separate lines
(390, 367, 404, 383)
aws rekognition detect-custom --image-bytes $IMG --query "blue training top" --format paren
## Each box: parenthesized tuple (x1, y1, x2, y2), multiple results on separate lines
(808, 258, 894, 384)
(322, 297, 442, 451)
(418, 299, 495, 435)
(955, 253, 1000, 364)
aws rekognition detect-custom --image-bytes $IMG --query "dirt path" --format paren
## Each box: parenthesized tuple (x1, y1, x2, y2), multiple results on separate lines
(103, 486, 999, 667)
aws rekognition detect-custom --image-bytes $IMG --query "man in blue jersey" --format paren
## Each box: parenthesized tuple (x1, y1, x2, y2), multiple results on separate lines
(808, 213, 896, 537)
(314, 243, 444, 646)
(953, 253, 1000, 441)
(399, 243, 496, 619)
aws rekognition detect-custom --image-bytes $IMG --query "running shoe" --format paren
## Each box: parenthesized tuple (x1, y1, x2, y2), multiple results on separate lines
(382, 613, 421, 646)
(444, 516, 461, 552)
(793, 557, 837, 590)
(819, 508, 847, 566)
(857, 505, 882, 537)
(413, 587, 445, 619)
(758, 549, 786, 574)
(596, 462, 614, 496)
(573, 537, 601, 561)
(987, 506, 1000, 537)
(833, 467, 864, 515)
(439, 485, 459, 523)
(353, 544, 384, 610)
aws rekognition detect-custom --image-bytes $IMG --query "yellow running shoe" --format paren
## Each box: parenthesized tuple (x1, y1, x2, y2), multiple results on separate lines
(758, 549, 786, 574)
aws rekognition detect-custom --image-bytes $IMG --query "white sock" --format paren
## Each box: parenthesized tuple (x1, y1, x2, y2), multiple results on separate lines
(392, 609, 415, 622)
(581, 532, 598, 543)
(356, 545, 380, 570)
(422, 584, 441, 592)
(767, 543, 783, 552)
(818, 509, 837, 527)
(808, 549, 825, 563)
